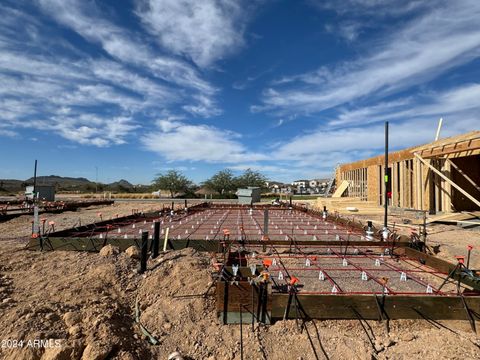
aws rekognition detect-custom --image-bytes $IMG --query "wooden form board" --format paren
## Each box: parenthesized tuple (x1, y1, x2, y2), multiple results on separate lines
(272, 293, 480, 320)
(31, 237, 409, 252)
(396, 247, 480, 291)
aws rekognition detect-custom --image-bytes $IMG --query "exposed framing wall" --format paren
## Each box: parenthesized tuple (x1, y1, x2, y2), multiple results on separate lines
(336, 131, 480, 213)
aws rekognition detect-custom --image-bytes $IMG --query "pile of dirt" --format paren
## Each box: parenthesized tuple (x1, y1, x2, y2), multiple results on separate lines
(0, 247, 149, 360)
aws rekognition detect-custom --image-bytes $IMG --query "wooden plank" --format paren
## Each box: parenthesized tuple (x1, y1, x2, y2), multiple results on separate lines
(33, 237, 410, 252)
(414, 153, 480, 209)
(272, 293, 480, 320)
(426, 212, 464, 224)
(402, 247, 480, 291)
(332, 180, 350, 197)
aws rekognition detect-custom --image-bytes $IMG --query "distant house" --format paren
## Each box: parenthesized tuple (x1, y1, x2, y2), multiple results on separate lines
(265, 181, 292, 194)
(290, 178, 331, 195)
(292, 180, 309, 188)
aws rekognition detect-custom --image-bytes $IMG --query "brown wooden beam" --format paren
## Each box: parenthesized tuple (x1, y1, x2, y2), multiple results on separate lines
(272, 293, 480, 320)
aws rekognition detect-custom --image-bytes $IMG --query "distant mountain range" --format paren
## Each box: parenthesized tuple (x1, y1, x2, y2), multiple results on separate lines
(0, 175, 147, 194)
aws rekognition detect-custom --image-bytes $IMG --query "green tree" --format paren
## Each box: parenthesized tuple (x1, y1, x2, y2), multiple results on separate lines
(235, 169, 267, 189)
(203, 169, 236, 195)
(152, 170, 193, 198)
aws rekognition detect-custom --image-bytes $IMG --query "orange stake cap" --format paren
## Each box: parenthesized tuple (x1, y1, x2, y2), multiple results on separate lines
(289, 276, 299, 285)
(262, 259, 272, 268)
(467, 245, 473, 251)
(455, 255, 465, 264)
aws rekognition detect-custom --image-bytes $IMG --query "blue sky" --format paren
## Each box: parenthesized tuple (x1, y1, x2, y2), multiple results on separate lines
(0, 0, 479, 184)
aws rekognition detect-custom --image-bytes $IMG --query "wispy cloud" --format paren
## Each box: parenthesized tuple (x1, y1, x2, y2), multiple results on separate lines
(0, 0, 231, 146)
(255, 0, 480, 115)
(36, 0, 218, 100)
(313, 0, 430, 18)
(329, 83, 480, 128)
(135, 0, 255, 68)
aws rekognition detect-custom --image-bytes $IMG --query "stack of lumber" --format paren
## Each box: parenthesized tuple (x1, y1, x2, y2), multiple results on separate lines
(426, 211, 480, 226)
(315, 197, 383, 215)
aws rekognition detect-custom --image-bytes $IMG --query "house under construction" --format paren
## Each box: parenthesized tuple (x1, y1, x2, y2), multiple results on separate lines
(336, 130, 480, 214)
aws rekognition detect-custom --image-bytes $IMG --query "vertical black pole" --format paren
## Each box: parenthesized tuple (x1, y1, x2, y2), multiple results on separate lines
(467, 246, 473, 269)
(289, 196, 292, 207)
(184, 199, 187, 209)
(33, 160, 37, 200)
(384, 121, 389, 233)
(33, 160, 39, 240)
(152, 221, 160, 259)
(171, 201, 174, 211)
(140, 231, 148, 273)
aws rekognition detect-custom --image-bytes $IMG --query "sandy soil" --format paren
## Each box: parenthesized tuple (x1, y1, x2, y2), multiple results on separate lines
(0, 202, 479, 359)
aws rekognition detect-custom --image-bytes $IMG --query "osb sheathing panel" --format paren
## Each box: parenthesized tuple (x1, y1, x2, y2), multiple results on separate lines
(367, 165, 379, 203)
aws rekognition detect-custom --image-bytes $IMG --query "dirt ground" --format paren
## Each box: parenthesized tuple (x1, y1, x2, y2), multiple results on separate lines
(1, 202, 480, 359)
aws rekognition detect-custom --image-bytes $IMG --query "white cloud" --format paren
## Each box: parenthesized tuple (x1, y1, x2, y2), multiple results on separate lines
(257, 0, 480, 115)
(51, 115, 139, 147)
(135, 0, 251, 67)
(274, 117, 478, 163)
(329, 83, 480, 128)
(142, 119, 266, 163)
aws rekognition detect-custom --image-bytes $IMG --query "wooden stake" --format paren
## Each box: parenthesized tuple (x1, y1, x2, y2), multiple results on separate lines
(163, 227, 170, 252)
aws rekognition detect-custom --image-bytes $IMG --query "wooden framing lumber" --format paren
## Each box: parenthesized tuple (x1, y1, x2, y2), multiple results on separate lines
(332, 180, 349, 197)
(414, 153, 480, 209)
